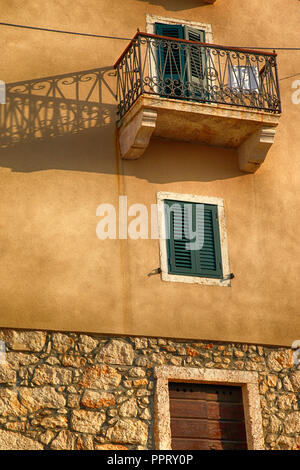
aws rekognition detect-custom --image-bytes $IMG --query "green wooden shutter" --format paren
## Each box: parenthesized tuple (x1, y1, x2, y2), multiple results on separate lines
(184, 25, 208, 100)
(165, 200, 223, 279)
(195, 204, 223, 278)
(165, 200, 194, 275)
(155, 23, 185, 97)
(155, 23, 184, 81)
(155, 23, 184, 39)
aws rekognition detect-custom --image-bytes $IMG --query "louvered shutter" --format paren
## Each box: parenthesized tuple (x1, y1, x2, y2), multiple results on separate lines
(165, 200, 194, 275)
(165, 200, 223, 279)
(195, 204, 223, 278)
(184, 26, 207, 98)
(155, 23, 184, 82)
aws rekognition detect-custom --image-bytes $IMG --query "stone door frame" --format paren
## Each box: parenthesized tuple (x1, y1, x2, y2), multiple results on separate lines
(153, 366, 264, 450)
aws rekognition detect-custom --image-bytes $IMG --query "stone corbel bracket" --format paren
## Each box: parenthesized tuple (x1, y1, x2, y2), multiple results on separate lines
(118, 107, 157, 160)
(238, 126, 277, 173)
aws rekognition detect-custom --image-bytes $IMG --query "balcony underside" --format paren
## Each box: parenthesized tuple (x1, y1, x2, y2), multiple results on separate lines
(117, 95, 280, 173)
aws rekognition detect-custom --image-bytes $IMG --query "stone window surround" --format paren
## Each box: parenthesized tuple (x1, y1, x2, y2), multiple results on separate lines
(153, 366, 264, 450)
(146, 14, 213, 43)
(156, 191, 231, 287)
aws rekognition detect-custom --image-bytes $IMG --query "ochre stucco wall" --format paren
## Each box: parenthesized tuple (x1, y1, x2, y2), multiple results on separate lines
(0, 0, 299, 346)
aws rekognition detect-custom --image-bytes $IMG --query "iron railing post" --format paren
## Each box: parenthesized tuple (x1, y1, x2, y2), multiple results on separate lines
(273, 51, 282, 114)
(137, 35, 144, 98)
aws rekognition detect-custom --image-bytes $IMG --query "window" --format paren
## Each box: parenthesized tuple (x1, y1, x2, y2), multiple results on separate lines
(157, 192, 231, 287)
(146, 14, 213, 44)
(152, 20, 209, 101)
(164, 199, 223, 279)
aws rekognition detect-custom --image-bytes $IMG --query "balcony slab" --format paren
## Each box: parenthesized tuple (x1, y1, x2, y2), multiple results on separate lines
(117, 95, 280, 172)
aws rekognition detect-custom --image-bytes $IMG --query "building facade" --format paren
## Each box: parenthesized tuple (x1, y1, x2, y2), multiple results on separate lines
(0, 0, 299, 450)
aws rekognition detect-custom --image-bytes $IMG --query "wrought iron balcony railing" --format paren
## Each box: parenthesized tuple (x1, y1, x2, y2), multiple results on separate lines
(114, 32, 281, 120)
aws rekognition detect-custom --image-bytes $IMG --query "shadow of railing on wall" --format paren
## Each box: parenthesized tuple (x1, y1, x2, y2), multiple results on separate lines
(0, 66, 117, 149)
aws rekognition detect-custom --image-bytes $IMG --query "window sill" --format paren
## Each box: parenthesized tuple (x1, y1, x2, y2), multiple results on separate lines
(161, 270, 231, 287)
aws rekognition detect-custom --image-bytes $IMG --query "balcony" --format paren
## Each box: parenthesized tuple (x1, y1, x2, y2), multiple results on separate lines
(115, 33, 281, 172)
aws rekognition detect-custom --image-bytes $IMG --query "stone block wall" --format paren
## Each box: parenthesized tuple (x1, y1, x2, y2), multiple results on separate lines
(0, 329, 299, 450)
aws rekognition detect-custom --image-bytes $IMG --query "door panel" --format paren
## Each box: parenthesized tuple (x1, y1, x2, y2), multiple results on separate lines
(169, 382, 248, 450)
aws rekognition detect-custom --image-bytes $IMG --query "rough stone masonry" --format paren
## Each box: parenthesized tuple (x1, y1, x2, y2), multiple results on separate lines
(0, 329, 299, 450)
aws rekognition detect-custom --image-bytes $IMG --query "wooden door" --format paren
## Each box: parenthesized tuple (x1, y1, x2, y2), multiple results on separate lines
(169, 382, 248, 450)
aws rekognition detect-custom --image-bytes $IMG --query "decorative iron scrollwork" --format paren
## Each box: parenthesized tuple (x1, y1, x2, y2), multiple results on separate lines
(115, 33, 281, 119)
